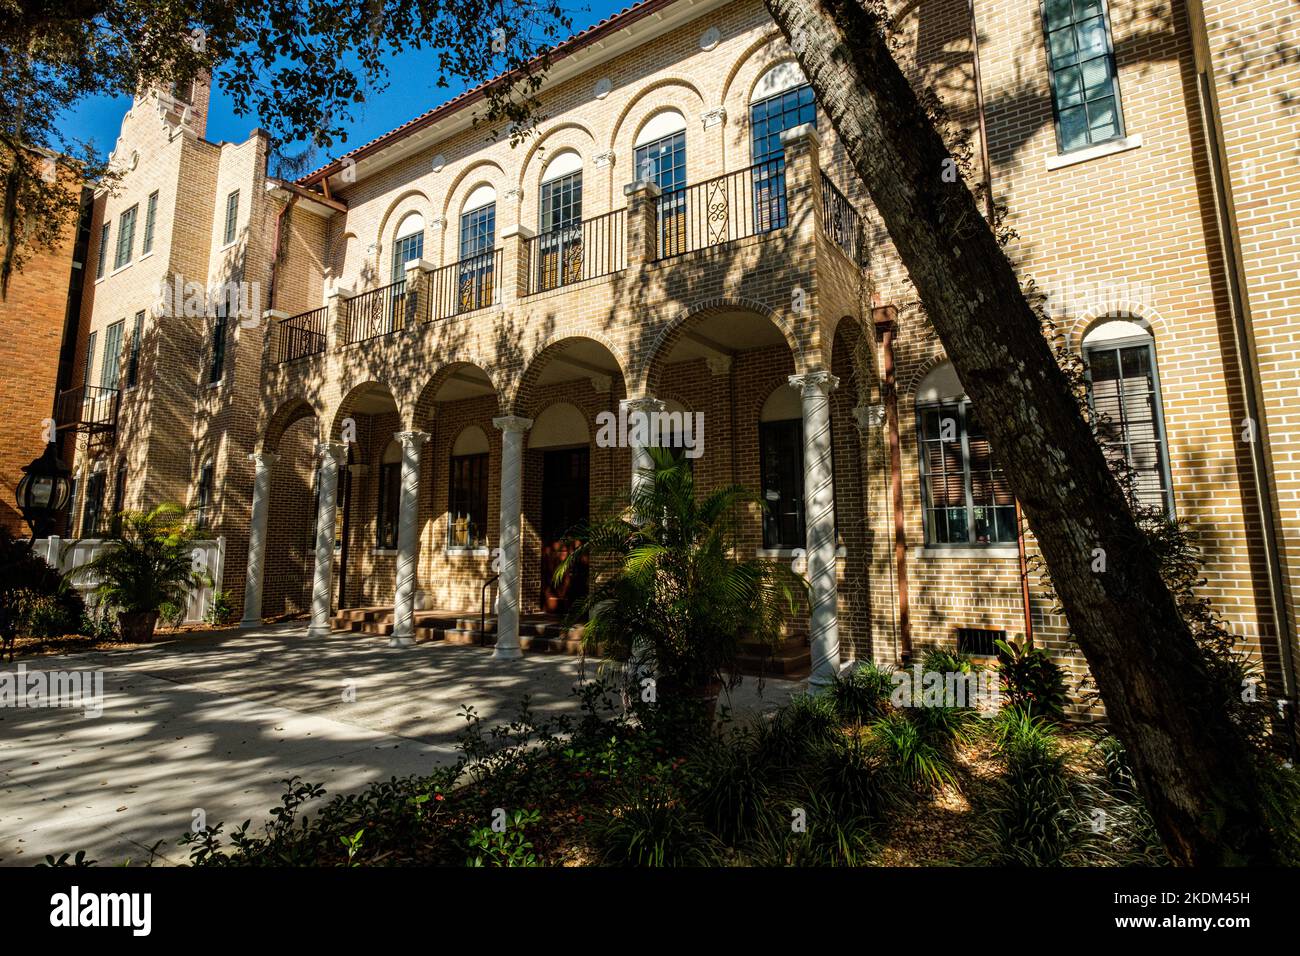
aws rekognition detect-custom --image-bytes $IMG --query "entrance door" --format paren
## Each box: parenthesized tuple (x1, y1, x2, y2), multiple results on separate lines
(540, 447, 589, 613)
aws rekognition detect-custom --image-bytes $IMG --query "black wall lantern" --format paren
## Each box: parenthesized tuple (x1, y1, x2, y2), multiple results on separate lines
(16, 443, 72, 541)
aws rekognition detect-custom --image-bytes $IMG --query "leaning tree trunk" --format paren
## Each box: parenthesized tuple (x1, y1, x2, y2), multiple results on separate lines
(764, 0, 1277, 864)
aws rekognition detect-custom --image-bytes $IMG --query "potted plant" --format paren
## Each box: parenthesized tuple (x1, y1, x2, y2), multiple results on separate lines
(77, 504, 207, 642)
(558, 448, 804, 716)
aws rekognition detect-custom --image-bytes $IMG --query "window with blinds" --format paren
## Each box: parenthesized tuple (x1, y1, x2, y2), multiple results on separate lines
(917, 400, 1017, 546)
(1042, 0, 1125, 152)
(448, 453, 489, 549)
(1085, 340, 1174, 515)
(634, 130, 686, 256)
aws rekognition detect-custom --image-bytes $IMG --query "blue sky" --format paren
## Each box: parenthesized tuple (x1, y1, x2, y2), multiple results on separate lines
(57, 2, 627, 174)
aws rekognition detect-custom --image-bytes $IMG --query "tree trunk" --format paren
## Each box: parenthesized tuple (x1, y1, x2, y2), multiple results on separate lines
(765, 0, 1277, 864)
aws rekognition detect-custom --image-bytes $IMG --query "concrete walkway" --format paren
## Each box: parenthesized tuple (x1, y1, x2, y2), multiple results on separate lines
(0, 623, 802, 866)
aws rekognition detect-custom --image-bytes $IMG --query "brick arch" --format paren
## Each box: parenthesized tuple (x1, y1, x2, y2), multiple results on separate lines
(901, 352, 956, 406)
(509, 331, 631, 417)
(1070, 303, 1169, 353)
(607, 78, 706, 180)
(823, 313, 867, 377)
(259, 396, 322, 454)
(515, 123, 599, 223)
(372, 189, 433, 281)
(412, 360, 506, 429)
(439, 159, 507, 258)
(327, 380, 407, 442)
(636, 297, 807, 397)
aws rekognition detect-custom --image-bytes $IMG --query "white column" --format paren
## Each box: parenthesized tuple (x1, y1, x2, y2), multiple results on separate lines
(307, 441, 346, 638)
(790, 369, 841, 687)
(492, 415, 532, 660)
(240, 450, 278, 628)
(622, 396, 665, 505)
(390, 430, 430, 646)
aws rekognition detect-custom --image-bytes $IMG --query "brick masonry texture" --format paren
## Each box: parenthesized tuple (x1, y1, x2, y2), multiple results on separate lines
(51, 0, 1300, 711)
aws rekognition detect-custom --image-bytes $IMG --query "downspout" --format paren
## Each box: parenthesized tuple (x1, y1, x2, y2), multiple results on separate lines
(969, 0, 1033, 644)
(875, 305, 912, 661)
(1183, 1, 1297, 745)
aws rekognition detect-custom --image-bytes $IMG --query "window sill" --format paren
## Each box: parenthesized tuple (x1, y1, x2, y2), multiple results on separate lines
(915, 546, 1020, 560)
(1045, 134, 1143, 171)
(139, 251, 154, 262)
(373, 548, 398, 557)
(756, 546, 848, 559)
(110, 261, 133, 277)
(446, 547, 490, 558)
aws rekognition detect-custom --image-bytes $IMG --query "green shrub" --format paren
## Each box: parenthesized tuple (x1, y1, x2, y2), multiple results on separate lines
(973, 706, 1082, 865)
(869, 711, 956, 792)
(587, 783, 722, 866)
(467, 809, 541, 867)
(995, 637, 1067, 720)
(20, 587, 86, 638)
(829, 662, 894, 724)
(744, 791, 878, 866)
(205, 590, 234, 626)
(685, 727, 773, 845)
(812, 730, 904, 820)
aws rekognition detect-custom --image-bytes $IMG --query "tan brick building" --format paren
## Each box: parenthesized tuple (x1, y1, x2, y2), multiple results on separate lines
(61, 0, 1299, 709)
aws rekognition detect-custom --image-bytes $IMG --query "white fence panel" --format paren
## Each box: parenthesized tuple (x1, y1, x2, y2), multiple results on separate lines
(33, 535, 226, 624)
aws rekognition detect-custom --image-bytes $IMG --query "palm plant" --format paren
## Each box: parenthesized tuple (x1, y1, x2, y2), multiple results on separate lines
(76, 503, 207, 641)
(557, 448, 804, 700)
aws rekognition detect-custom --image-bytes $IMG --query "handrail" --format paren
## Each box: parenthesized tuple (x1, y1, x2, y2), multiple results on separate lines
(820, 171, 862, 264)
(419, 248, 502, 323)
(657, 158, 786, 259)
(526, 207, 626, 294)
(274, 306, 328, 363)
(344, 279, 409, 344)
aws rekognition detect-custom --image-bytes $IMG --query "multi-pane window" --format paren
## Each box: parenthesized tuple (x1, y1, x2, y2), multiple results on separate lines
(1042, 0, 1125, 152)
(448, 453, 489, 548)
(83, 472, 106, 537)
(143, 191, 159, 255)
(101, 320, 124, 390)
(96, 223, 109, 279)
(84, 331, 98, 387)
(538, 170, 583, 291)
(195, 461, 214, 529)
(759, 419, 804, 549)
(917, 400, 1017, 546)
(127, 311, 144, 387)
(635, 131, 687, 257)
(111, 464, 127, 532)
(223, 189, 240, 245)
(750, 83, 815, 230)
(376, 441, 401, 550)
(113, 205, 137, 270)
(391, 230, 423, 285)
(1085, 340, 1173, 514)
(458, 202, 496, 311)
(209, 308, 227, 383)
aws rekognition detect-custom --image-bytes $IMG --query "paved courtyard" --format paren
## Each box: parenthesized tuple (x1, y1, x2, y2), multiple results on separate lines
(0, 623, 802, 866)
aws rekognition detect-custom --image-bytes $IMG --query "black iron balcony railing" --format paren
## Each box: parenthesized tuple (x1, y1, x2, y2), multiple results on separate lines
(419, 248, 502, 323)
(820, 172, 861, 264)
(526, 208, 626, 294)
(658, 159, 786, 260)
(345, 280, 410, 344)
(55, 384, 119, 436)
(274, 306, 328, 363)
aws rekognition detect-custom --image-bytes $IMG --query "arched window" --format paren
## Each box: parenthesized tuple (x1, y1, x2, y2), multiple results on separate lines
(915, 363, 1016, 546)
(759, 384, 804, 549)
(391, 212, 424, 285)
(448, 427, 489, 549)
(1083, 319, 1174, 515)
(749, 62, 815, 231)
(376, 440, 401, 550)
(538, 151, 583, 290)
(459, 186, 497, 311)
(634, 111, 687, 256)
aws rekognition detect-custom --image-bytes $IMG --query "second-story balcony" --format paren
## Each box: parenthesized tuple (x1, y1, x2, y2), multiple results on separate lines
(268, 130, 863, 367)
(54, 384, 120, 438)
